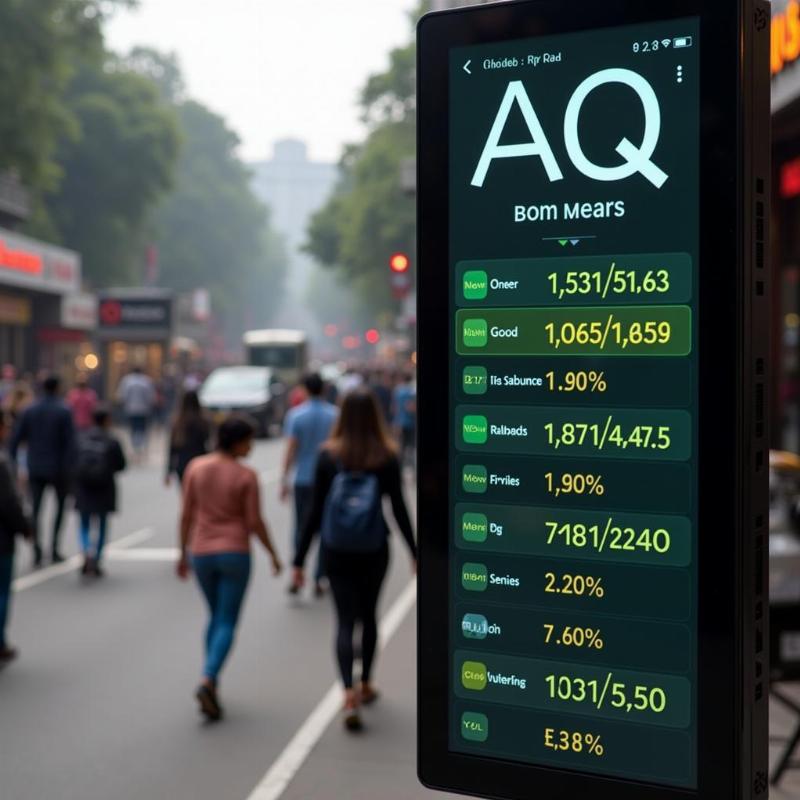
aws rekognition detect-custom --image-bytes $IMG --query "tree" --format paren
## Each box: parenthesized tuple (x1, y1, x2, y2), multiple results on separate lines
(149, 100, 287, 340)
(305, 7, 424, 319)
(42, 57, 181, 285)
(0, 0, 135, 191)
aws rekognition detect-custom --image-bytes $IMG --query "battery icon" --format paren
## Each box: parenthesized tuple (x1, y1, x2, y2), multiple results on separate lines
(673, 36, 693, 48)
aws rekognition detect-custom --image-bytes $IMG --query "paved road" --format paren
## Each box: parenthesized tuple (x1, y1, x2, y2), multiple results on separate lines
(7, 436, 797, 799)
(0, 436, 425, 800)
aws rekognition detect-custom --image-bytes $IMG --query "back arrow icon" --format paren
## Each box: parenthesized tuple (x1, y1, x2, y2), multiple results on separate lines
(463, 59, 472, 74)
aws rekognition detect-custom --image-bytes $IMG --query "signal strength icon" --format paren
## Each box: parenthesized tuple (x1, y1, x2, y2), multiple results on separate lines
(661, 38, 672, 48)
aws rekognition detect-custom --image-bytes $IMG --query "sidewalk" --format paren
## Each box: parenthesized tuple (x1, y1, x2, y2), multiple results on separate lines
(282, 608, 458, 800)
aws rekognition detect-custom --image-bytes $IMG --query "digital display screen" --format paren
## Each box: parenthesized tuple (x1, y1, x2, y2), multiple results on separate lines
(449, 18, 700, 789)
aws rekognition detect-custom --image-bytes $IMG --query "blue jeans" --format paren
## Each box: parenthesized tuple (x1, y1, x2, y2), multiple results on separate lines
(0, 554, 14, 650)
(79, 512, 108, 560)
(128, 415, 148, 450)
(192, 553, 251, 682)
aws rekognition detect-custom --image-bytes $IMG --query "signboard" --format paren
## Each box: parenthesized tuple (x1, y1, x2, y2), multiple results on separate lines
(97, 296, 172, 334)
(61, 293, 97, 331)
(0, 228, 80, 294)
(417, 2, 770, 799)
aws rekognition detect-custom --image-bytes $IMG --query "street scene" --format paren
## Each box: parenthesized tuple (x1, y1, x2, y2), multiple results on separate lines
(0, 0, 798, 798)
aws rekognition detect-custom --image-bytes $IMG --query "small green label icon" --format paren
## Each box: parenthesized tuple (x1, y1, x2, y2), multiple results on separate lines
(461, 512, 488, 543)
(462, 613, 489, 640)
(462, 366, 488, 396)
(462, 415, 488, 445)
(461, 661, 488, 691)
(461, 562, 488, 592)
(463, 270, 488, 301)
(461, 711, 489, 742)
(462, 465, 487, 494)
(463, 318, 487, 348)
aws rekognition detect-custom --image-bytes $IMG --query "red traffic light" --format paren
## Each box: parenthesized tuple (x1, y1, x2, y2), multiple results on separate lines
(365, 328, 381, 345)
(389, 252, 410, 273)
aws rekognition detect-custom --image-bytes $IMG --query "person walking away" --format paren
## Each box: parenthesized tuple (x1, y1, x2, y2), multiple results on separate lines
(165, 390, 210, 487)
(10, 375, 75, 567)
(291, 388, 416, 731)
(74, 407, 126, 577)
(393, 371, 417, 473)
(0, 364, 17, 404)
(67, 373, 98, 432)
(117, 366, 155, 463)
(3, 380, 33, 498)
(281, 373, 338, 597)
(0, 411, 31, 665)
(369, 369, 393, 425)
(177, 415, 283, 721)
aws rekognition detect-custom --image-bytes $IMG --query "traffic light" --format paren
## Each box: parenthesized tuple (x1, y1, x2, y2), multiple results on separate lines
(390, 252, 410, 273)
(390, 252, 411, 299)
(365, 328, 381, 345)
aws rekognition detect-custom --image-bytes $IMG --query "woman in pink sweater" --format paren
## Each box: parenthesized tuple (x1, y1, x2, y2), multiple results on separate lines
(177, 415, 282, 721)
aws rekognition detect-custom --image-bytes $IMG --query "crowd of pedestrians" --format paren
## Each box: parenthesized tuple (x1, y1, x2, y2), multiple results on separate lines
(0, 360, 417, 737)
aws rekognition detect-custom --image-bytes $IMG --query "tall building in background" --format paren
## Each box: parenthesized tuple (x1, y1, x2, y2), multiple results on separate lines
(250, 139, 337, 329)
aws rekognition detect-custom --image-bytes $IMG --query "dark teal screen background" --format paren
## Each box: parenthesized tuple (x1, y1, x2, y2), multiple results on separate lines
(448, 18, 700, 789)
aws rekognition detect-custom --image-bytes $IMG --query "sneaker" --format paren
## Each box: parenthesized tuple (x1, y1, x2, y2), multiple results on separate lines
(343, 708, 363, 732)
(314, 581, 326, 599)
(51, 552, 65, 564)
(0, 646, 19, 664)
(195, 684, 222, 721)
(287, 583, 300, 596)
(359, 684, 380, 706)
(81, 556, 92, 576)
(32, 546, 43, 569)
(93, 563, 104, 578)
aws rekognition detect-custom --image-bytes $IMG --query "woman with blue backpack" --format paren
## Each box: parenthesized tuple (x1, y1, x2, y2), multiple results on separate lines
(292, 387, 416, 731)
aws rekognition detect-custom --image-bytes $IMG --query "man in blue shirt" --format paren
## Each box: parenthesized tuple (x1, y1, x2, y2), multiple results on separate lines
(281, 373, 338, 596)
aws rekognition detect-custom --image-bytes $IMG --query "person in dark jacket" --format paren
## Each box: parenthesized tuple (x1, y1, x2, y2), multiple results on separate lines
(9, 375, 75, 567)
(0, 411, 31, 664)
(74, 407, 126, 577)
(165, 390, 210, 487)
(292, 388, 416, 731)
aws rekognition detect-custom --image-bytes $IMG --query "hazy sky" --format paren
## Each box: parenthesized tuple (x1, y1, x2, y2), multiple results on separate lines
(106, 0, 416, 164)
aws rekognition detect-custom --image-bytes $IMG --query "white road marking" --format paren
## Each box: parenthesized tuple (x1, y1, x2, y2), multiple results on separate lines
(106, 547, 180, 562)
(12, 527, 155, 592)
(244, 580, 418, 800)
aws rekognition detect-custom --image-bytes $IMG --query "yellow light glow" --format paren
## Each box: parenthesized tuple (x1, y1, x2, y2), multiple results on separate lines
(84, 353, 99, 370)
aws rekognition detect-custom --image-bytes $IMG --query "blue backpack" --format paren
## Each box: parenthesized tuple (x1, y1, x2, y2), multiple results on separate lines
(321, 469, 385, 553)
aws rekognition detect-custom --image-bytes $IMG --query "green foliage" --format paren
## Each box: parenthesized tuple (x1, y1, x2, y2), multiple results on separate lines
(305, 9, 422, 319)
(41, 57, 180, 286)
(149, 100, 287, 339)
(0, 0, 135, 190)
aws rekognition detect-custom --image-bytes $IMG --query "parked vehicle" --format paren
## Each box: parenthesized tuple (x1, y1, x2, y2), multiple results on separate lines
(199, 366, 286, 437)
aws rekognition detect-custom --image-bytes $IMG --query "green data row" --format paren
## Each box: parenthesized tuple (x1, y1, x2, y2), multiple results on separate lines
(456, 405, 691, 460)
(456, 253, 692, 308)
(456, 306, 691, 356)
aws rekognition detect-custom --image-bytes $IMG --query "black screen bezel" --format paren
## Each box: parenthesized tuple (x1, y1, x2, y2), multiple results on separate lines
(417, 1, 742, 798)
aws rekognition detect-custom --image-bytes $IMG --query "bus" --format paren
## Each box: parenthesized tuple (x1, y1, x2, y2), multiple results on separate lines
(243, 329, 308, 388)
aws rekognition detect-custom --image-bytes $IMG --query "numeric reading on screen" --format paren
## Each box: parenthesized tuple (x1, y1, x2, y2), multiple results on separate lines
(449, 18, 699, 789)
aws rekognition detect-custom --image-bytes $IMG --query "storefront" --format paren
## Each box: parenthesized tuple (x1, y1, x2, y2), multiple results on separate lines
(0, 226, 81, 375)
(96, 289, 173, 399)
(36, 292, 99, 387)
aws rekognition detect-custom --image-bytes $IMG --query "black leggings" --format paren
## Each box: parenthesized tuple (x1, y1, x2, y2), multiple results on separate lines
(30, 476, 69, 556)
(325, 546, 389, 689)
